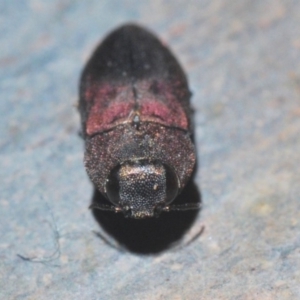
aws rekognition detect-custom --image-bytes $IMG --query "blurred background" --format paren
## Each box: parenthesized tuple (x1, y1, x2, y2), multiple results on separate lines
(1, 0, 300, 299)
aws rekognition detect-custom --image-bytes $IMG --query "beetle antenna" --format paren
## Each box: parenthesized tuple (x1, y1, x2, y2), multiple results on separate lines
(163, 202, 201, 212)
(89, 203, 121, 213)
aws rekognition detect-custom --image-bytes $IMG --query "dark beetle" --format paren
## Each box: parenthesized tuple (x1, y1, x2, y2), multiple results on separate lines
(79, 24, 199, 218)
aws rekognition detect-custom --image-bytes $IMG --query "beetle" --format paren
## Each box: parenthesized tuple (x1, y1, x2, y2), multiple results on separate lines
(79, 24, 199, 218)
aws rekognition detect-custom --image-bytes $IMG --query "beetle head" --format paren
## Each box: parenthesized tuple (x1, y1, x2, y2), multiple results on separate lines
(105, 160, 179, 218)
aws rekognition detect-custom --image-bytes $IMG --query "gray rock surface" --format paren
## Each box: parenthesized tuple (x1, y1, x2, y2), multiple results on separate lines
(1, 0, 300, 299)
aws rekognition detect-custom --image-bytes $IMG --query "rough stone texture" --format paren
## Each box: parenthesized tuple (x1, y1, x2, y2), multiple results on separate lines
(1, 1, 300, 299)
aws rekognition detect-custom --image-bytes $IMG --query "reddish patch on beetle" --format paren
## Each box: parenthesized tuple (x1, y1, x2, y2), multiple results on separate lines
(137, 80, 188, 130)
(86, 84, 135, 135)
(139, 101, 187, 129)
(85, 79, 189, 136)
(87, 101, 134, 135)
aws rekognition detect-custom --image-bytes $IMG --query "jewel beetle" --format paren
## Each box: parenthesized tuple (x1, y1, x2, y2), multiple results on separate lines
(79, 24, 199, 218)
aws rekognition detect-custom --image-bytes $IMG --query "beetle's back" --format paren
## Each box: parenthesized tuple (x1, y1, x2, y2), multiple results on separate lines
(81, 24, 187, 84)
(80, 24, 192, 136)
